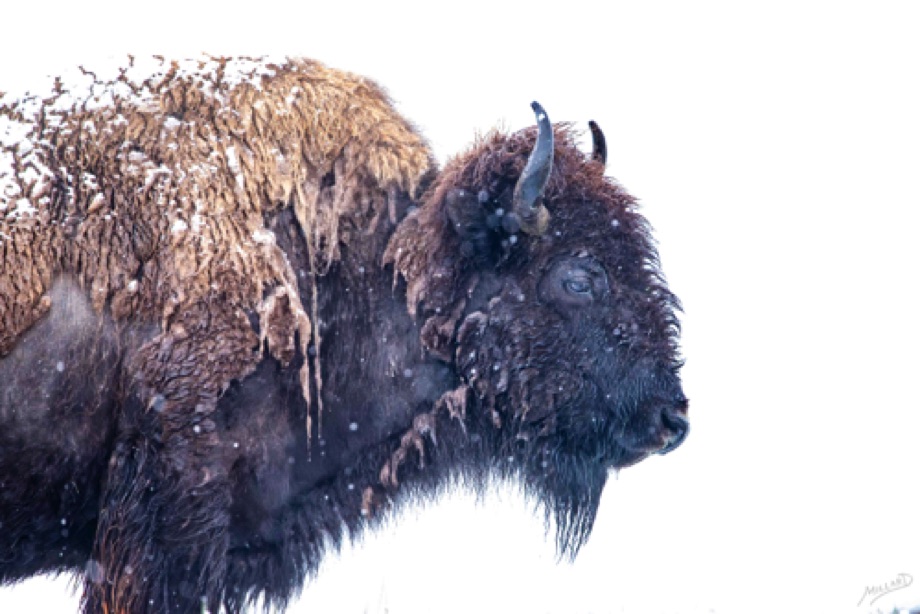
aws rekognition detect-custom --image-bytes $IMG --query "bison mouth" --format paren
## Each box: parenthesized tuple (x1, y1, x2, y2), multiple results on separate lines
(605, 395, 689, 469)
(658, 406, 690, 454)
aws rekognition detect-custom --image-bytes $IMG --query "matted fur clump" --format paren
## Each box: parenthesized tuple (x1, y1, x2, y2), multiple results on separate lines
(0, 56, 431, 421)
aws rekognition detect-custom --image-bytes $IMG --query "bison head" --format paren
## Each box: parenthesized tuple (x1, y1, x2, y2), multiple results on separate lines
(386, 103, 687, 553)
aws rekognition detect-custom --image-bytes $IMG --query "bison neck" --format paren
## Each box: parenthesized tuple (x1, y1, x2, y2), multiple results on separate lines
(306, 252, 458, 480)
(219, 207, 459, 557)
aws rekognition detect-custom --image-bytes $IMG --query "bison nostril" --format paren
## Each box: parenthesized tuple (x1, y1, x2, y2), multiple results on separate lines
(672, 394, 689, 414)
(659, 406, 689, 454)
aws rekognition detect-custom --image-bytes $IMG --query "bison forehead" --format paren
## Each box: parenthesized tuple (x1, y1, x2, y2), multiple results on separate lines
(444, 128, 656, 277)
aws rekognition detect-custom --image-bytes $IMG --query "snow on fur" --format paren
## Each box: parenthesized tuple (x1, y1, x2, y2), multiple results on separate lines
(0, 56, 432, 437)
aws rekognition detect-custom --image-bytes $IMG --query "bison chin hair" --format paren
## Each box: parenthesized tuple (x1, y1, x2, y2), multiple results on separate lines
(531, 453, 608, 559)
(488, 414, 615, 558)
(496, 385, 665, 558)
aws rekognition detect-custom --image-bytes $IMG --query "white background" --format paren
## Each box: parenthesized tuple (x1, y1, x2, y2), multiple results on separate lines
(2, 1, 918, 613)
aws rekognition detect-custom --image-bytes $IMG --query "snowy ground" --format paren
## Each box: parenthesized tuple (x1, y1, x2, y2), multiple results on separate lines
(2, 1, 919, 613)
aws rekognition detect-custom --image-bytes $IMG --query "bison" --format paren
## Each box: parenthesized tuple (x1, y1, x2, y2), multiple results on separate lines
(0, 56, 688, 613)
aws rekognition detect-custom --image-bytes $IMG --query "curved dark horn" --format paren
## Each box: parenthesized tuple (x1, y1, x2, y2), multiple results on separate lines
(511, 101, 553, 235)
(588, 120, 607, 166)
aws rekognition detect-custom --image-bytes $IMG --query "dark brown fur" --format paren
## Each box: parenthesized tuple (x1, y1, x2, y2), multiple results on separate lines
(1, 57, 686, 613)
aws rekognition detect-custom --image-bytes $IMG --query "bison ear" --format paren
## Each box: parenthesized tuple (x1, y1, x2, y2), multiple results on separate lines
(444, 188, 507, 266)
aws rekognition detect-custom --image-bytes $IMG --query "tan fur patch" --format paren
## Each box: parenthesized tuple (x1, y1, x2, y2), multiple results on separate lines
(1, 56, 434, 438)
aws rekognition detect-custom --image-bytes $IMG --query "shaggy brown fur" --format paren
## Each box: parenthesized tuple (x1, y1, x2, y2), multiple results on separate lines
(1, 56, 431, 431)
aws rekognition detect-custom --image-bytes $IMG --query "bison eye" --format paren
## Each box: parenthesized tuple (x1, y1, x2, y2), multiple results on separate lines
(563, 278, 592, 296)
(539, 256, 609, 309)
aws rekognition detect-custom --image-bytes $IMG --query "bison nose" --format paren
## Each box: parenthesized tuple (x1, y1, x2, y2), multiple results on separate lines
(658, 398, 689, 455)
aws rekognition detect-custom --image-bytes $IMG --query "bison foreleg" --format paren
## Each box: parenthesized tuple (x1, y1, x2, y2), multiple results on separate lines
(83, 427, 231, 614)
(82, 304, 259, 614)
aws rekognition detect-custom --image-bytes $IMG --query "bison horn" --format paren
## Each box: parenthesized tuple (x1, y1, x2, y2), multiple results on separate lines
(588, 120, 606, 166)
(511, 101, 553, 236)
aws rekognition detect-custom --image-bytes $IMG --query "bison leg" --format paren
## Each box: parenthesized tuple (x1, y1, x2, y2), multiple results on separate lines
(83, 303, 260, 613)
(82, 419, 232, 614)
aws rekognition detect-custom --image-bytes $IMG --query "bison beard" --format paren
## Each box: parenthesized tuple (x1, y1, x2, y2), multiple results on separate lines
(0, 57, 687, 613)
